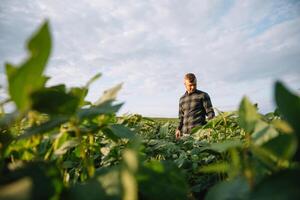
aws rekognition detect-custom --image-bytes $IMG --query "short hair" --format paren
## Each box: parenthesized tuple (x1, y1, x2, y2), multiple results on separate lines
(184, 73, 197, 83)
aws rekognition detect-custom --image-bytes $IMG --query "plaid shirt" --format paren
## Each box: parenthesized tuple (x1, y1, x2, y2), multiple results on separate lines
(177, 89, 215, 134)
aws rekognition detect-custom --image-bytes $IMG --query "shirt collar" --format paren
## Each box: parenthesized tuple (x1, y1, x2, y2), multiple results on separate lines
(185, 89, 197, 96)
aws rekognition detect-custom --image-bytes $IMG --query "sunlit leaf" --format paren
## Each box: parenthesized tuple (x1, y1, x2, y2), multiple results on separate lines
(54, 139, 79, 156)
(77, 101, 123, 120)
(122, 149, 138, 200)
(85, 73, 101, 88)
(94, 83, 122, 105)
(252, 121, 279, 146)
(69, 87, 88, 107)
(199, 162, 230, 173)
(238, 97, 259, 133)
(5, 21, 51, 112)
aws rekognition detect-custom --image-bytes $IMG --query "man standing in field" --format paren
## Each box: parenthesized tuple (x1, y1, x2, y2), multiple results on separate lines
(176, 73, 215, 139)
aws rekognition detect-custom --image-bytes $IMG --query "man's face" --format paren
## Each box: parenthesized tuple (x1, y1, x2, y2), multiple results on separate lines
(184, 79, 196, 94)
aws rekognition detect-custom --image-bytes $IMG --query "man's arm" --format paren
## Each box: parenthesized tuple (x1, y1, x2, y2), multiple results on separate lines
(177, 100, 183, 131)
(203, 93, 215, 120)
(176, 100, 183, 139)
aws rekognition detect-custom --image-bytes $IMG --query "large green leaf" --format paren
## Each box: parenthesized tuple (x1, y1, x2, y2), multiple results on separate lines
(250, 169, 300, 200)
(18, 117, 69, 139)
(5, 21, 51, 112)
(262, 134, 297, 160)
(238, 97, 259, 134)
(275, 82, 300, 135)
(77, 101, 123, 120)
(275, 82, 300, 160)
(65, 166, 124, 200)
(205, 176, 250, 200)
(108, 124, 135, 140)
(251, 121, 279, 146)
(201, 139, 243, 153)
(31, 86, 80, 115)
(0, 162, 62, 200)
(137, 160, 188, 200)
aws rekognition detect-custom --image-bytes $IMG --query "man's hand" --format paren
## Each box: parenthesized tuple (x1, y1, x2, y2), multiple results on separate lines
(175, 129, 181, 140)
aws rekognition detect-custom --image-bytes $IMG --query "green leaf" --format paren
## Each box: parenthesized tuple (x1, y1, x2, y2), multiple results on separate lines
(238, 97, 259, 133)
(108, 124, 135, 139)
(67, 166, 125, 200)
(85, 73, 101, 88)
(159, 122, 169, 137)
(250, 145, 278, 171)
(137, 161, 188, 200)
(205, 176, 250, 200)
(0, 162, 61, 200)
(69, 87, 88, 107)
(31, 86, 80, 115)
(94, 83, 122, 105)
(275, 82, 300, 161)
(54, 139, 79, 156)
(77, 101, 123, 120)
(5, 21, 51, 112)
(121, 149, 138, 200)
(251, 121, 279, 146)
(202, 139, 243, 153)
(18, 117, 69, 139)
(250, 169, 300, 200)
(262, 133, 297, 160)
(0, 177, 32, 200)
(199, 162, 230, 173)
(275, 82, 300, 135)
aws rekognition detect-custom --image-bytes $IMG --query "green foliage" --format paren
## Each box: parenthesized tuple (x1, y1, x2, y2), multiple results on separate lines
(238, 97, 259, 134)
(5, 21, 51, 112)
(31, 85, 80, 116)
(1, 20, 299, 200)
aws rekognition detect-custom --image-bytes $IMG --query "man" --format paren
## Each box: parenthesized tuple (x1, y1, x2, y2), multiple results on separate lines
(176, 73, 215, 139)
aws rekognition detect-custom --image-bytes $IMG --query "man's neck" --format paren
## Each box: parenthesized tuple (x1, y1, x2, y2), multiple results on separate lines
(187, 89, 197, 94)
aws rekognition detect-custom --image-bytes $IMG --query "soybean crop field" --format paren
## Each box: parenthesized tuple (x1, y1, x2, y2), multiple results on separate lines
(0, 21, 300, 200)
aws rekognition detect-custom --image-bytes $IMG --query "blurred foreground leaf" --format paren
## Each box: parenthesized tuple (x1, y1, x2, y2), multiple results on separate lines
(5, 21, 51, 112)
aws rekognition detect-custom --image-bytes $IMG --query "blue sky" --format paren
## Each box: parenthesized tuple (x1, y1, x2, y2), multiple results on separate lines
(0, 0, 300, 117)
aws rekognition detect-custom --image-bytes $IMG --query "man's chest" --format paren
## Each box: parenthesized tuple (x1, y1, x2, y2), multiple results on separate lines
(181, 95, 204, 112)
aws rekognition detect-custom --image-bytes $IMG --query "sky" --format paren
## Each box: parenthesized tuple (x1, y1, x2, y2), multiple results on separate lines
(0, 0, 300, 117)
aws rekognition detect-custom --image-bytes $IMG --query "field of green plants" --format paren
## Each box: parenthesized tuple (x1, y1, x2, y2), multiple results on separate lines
(0, 21, 300, 200)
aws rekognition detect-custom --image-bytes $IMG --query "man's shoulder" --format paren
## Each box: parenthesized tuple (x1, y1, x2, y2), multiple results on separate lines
(195, 89, 209, 97)
(179, 92, 188, 103)
(180, 92, 187, 100)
